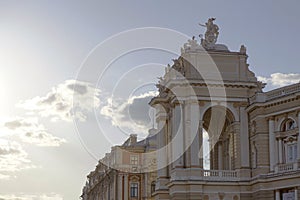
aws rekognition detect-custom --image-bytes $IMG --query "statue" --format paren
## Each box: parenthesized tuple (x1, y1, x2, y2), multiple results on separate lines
(165, 64, 171, 74)
(172, 57, 185, 75)
(183, 36, 200, 51)
(155, 83, 165, 94)
(199, 18, 219, 49)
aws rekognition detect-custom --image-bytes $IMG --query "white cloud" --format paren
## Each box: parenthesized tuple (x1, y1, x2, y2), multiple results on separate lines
(0, 174, 10, 180)
(0, 139, 34, 180)
(0, 193, 63, 200)
(100, 91, 158, 136)
(18, 80, 100, 122)
(4, 118, 66, 147)
(258, 72, 300, 88)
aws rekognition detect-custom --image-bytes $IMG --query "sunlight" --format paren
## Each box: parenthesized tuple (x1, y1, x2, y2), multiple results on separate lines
(203, 130, 210, 169)
(0, 79, 7, 114)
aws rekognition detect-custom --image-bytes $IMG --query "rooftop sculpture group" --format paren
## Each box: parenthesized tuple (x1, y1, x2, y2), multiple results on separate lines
(181, 18, 230, 52)
(199, 17, 219, 49)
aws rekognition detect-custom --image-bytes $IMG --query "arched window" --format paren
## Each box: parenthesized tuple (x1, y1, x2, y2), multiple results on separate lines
(281, 119, 296, 131)
(278, 118, 298, 164)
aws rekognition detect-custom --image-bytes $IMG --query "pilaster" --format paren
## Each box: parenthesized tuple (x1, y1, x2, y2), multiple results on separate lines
(124, 174, 128, 200)
(240, 106, 250, 168)
(278, 138, 283, 164)
(268, 117, 276, 171)
(156, 104, 168, 178)
(171, 103, 184, 168)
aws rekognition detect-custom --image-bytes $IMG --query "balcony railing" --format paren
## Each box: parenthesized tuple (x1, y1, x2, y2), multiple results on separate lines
(249, 82, 300, 104)
(201, 169, 239, 181)
(275, 162, 298, 173)
(170, 168, 240, 182)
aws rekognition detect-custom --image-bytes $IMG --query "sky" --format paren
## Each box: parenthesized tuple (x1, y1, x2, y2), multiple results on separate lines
(0, 1, 300, 199)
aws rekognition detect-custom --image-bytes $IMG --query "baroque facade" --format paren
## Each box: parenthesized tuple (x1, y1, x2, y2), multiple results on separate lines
(81, 133, 157, 200)
(81, 18, 300, 200)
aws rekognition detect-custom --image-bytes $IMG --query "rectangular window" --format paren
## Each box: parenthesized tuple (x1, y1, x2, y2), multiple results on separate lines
(130, 183, 138, 197)
(130, 155, 138, 165)
(287, 144, 297, 163)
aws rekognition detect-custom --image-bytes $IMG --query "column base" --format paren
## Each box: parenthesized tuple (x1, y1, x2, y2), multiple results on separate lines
(154, 177, 170, 200)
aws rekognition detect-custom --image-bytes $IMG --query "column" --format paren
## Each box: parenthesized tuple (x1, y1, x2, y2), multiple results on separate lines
(198, 121, 204, 169)
(144, 173, 148, 197)
(269, 118, 276, 171)
(295, 187, 298, 200)
(275, 138, 279, 165)
(117, 174, 123, 200)
(124, 174, 128, 200)
(114, 174, 117, 200)
(240, 107, 250, 167)
(155, 104, 168, 178)
(187, 100, 201, 168)
(218, 142, 223, 170)
(297, 112, 300, 161)
(183, 101, 191, 167)
(275, 190, 280, 200)
(172, 103, 184, 168)
(278, 138, 283, 164)
(232, 123, 240, 169)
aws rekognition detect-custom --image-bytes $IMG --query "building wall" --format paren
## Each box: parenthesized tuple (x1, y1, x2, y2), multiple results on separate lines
(81, 20, 300, 200)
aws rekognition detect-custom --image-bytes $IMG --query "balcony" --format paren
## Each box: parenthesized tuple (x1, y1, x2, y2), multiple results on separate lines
(170, 168, 240, 182)
(275, 162, 298, 173)
(201, 169, 239, 181)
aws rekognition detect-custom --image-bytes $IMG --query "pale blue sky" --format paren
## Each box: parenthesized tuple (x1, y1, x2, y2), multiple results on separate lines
(0, 1, 300, 199)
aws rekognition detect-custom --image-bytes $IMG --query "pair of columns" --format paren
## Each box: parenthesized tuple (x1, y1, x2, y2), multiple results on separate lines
(156, 100, 204, 178)
(171, 101, 203, 169)
(117, 174, 128, 200)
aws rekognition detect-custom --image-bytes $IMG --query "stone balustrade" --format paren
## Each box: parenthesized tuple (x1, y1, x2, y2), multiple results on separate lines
(266, 82, 300, 101)
(170, 168, 239, 182)
(275, 162, 298, 173)
(249, 82, 300, 104)
(201, 169, 239, 181)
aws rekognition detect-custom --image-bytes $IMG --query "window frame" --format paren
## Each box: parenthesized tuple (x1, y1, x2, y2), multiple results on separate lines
(130, 182, 138, 197)
(130, 155, 138, 165)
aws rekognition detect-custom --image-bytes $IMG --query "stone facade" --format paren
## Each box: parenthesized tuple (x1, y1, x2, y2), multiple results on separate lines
(81, 19, 300, 200)
(81, 133, 157, 200)
(151, 19, 300, 200)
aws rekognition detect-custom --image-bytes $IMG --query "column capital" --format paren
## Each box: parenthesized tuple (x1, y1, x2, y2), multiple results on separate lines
(267, 116, 275, 121)
(233, 102, 248, 108)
